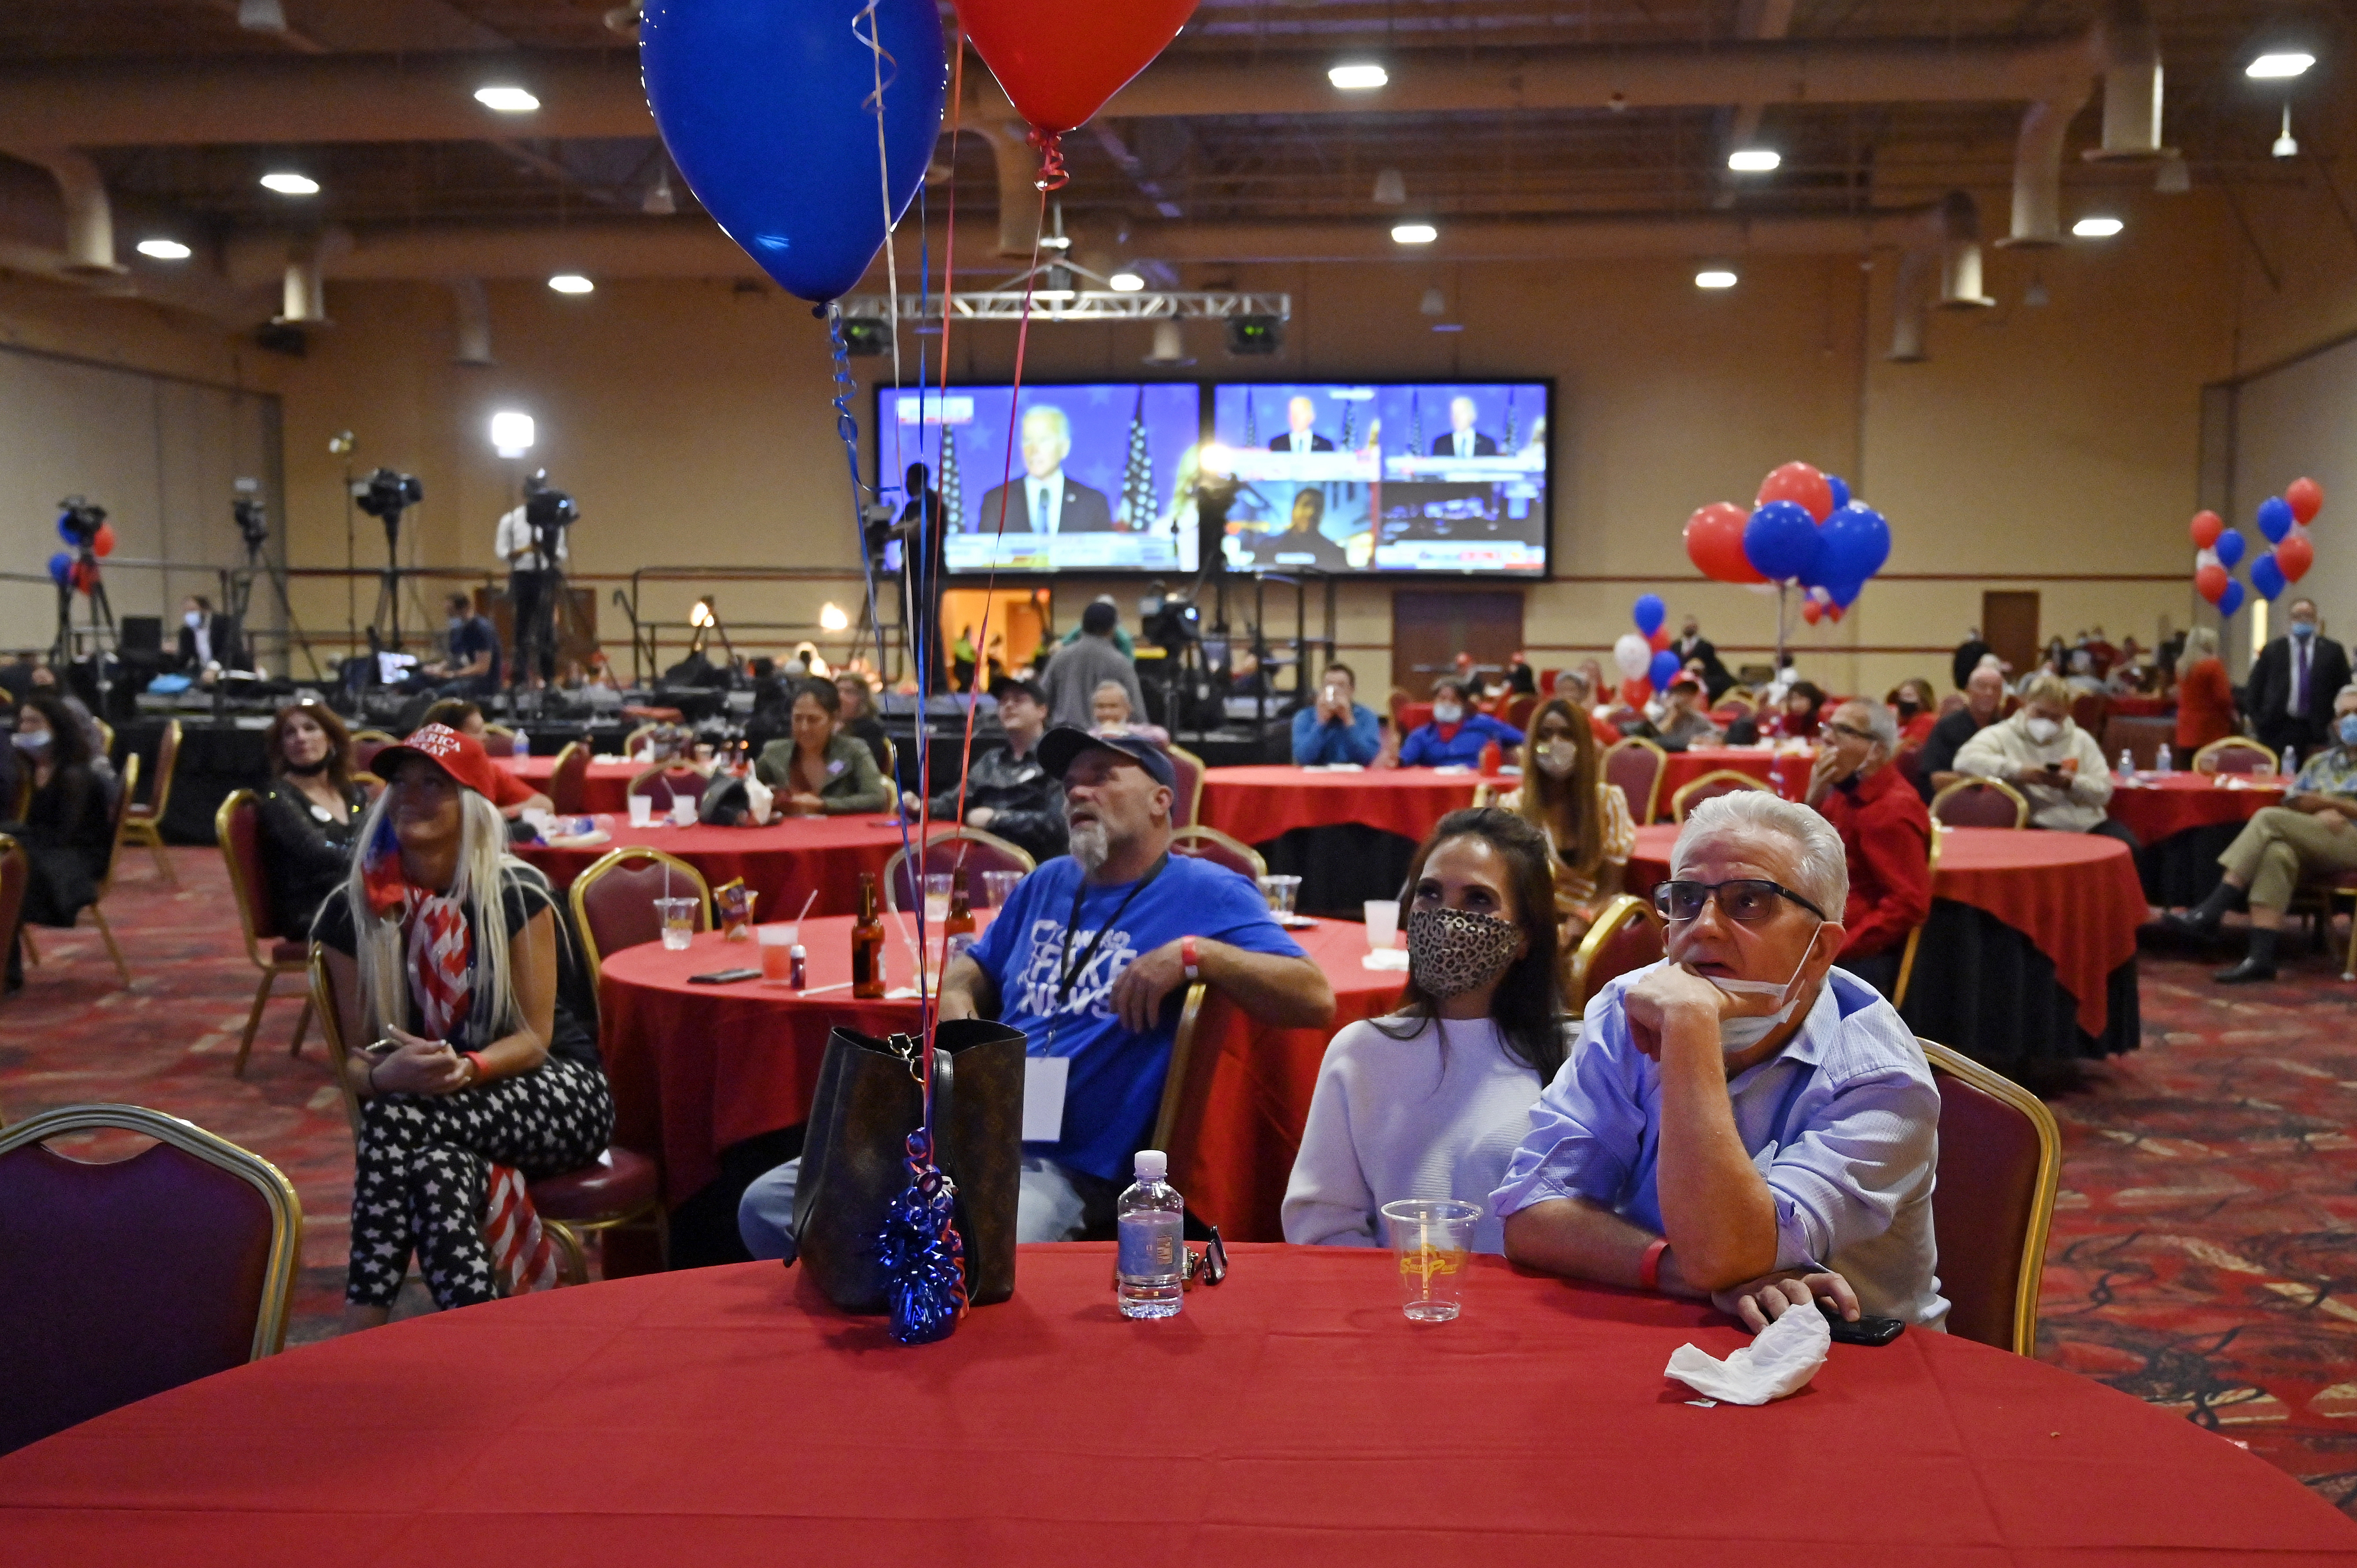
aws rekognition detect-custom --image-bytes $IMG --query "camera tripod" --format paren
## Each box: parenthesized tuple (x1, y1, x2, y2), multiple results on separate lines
(224, 499, 324, 681)
(51, 543, 119, 709)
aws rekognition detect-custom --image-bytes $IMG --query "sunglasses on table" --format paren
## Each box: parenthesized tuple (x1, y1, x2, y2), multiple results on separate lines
(1652, 878, 1828, 924)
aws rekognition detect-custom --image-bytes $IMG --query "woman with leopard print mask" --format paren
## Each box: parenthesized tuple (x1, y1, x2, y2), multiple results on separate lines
(1281, 808, 1566, 1255)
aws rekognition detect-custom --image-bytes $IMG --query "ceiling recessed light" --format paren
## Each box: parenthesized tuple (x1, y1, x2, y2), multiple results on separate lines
(259, 172, 319, 196)
(548, 273, 594, 294)
(1726, 148, 1781, 173)
(1695, 267, 1739, 289)
(136, 239, 191, 261)
(1108, 269, 1145, 292)
(2246, 51, 2315, 79)
(2070, 216, 2124, 238)
(474, 85, 541, 113)
(1329, 63, 1388, 90)
(1390, 222, 1437, 245)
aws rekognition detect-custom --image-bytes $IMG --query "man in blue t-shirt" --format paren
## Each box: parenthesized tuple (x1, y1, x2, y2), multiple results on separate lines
(737, 728, 1335, 1256)
(420, 591, 502, 697)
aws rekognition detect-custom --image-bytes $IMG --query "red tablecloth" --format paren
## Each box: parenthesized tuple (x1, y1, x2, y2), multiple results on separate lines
(1630, 823, 2146, 1039)
(517, 815, 914, 917)
(2108, 694, 2170, 717)
(1655, 746, 1813, 814)
(2107, 772, 2283, 843)
(1200, 764, 1501, 845)
(603, 915, 1405, 1231)
(5, 1249, 2349, 1566)
(497, 753, 640, 813)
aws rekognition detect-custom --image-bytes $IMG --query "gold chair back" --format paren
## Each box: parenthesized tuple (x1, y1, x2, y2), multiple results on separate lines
(1667, 766, 1768, 823)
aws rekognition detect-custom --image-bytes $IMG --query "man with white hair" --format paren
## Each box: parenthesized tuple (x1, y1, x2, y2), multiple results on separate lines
(974, 404, 1114, 534)
(1496, 790, 1945, 1330)
(1805, 698, 1934, 999)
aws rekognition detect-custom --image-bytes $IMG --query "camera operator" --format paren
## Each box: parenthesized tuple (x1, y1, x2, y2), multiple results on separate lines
(420, 591, 502, 697)
(176, 594, 244, 682)
(495, 474, 569, 691)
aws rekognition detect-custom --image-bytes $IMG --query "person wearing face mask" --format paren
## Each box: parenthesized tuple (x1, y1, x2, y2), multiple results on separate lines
(1952, 674, 2130, 844)
(255, 700, 372, 935)
(3, 693, 120, 991)
(2171, 627, 2236, 756)
(1494, 790, 1945, 1332)
(1804, 700, 1933, 999)
(2166, 683, 2357, 982)
(738, 729, 1333, 1256)
(1291, 661, 1382, 766)
(2245, 598, 2352, 761)
(1764, 680, 1827, 742)
(1887, 679, 1940, 747)
(1283, 810, 1566, 1254)
(1399, 676, 1524, 769)
(1644, 676, 1722, 752)
(175, 593, 244, 678)
(1499, 698, 1636, 941)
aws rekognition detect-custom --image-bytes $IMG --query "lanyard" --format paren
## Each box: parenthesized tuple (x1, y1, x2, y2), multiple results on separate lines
(1051, 852, 1169, 1014)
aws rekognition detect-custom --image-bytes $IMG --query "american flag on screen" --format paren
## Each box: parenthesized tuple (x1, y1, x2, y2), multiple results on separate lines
(938, 425, 963, 534)
(1243, 390, 1258, 447)
(1410, 389, 1423, 454)
(1506, 389, 1519, 451)
(1116, 386, 1156, 530)
(1340, 400, 1357, 450)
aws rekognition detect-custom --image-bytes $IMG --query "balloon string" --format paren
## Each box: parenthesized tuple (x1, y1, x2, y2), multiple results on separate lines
(1027, 128, 1068, 191)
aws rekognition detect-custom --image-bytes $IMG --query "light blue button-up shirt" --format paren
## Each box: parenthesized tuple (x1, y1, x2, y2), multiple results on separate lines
(1493, 961, 1949, 1329)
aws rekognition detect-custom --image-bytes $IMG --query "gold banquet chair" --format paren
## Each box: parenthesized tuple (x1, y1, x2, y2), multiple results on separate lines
(116, 717, 181, 883)
(1668, 767, 1769, 823)
(1919, 1039, 2059, 1355)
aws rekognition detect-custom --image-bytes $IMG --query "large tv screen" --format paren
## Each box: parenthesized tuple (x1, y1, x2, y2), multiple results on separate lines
(877, 382, 1205, 574)
(1207, 382, 1550, 575)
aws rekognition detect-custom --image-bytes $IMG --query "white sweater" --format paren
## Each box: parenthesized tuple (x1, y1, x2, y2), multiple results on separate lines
(1282, 1014, 1545, 1256)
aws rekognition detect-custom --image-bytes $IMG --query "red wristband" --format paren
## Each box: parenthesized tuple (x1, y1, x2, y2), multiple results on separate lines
(463, 1051, 489, 1086)
(1638, 1238, 1670, 1293)
(1180, 936, 1200, 981)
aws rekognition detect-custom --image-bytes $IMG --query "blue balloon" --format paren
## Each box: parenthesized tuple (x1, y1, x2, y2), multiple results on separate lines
(1818, 502, 1891, 587)
(1649, 648, 1683, 690)
(2256, 495, 2294, 544)
(1825, 574, 1865, 610)
(642, 0, 947, 303)
(2214, 526, 2246, 568)
(1743, 500, 1820, 582)
(2250, 551, 2286, 601)
(2217, 578, 2246, 618)
(47, 551, 73, 586)
(1632, 593, 1666, 638)
(1826, 474, 1852, 512)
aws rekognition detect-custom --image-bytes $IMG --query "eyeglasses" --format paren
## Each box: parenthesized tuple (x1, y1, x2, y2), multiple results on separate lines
(1653, 878, 1827, 924)
(1824, 721, 1876, 744)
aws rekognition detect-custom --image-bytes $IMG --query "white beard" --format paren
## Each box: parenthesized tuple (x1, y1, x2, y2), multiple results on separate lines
(1068, 819, 1109, 873)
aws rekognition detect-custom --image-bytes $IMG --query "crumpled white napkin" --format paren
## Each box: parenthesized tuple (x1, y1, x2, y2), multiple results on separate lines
(1664, 1302, 1830, 1405)
(1361, 948, 1410, 972)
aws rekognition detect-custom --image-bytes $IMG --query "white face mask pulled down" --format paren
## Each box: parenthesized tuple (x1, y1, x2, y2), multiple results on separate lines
(1694, 929, 1822, 1053)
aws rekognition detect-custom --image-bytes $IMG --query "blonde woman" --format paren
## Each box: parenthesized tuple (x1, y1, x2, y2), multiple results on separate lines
(313, 724, 609, 1327)
(2173, 627, 2236, 755)
(1497, 696, 1636, 941)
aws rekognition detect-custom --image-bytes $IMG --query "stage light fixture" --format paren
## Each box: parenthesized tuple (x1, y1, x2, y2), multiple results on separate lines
(474, 85, 541, 113)
(1391, 222, 1438, 245)
(136, 239, 192, 261)
(2274, 105, 2300, 158)
(490, 411, 535, 458)
(1109, 269, 1145, 292)
(1226, 316, 1283, 355)
(819, 602, 850, 632)
(1695, 267, 1738, 289)
(1329, 63, 1388, 90)
(2070, 216, 2123, 238)
(260, 172, 319, 195)
(1726, 148, 1781, 172)
(2247, 51, 2315, 79)
(548, 273, 595, 294)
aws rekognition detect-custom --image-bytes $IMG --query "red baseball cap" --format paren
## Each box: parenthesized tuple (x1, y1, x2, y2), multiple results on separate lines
(368, 723, 502, 798)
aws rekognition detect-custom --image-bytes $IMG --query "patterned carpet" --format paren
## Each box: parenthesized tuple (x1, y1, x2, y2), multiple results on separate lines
(4, 847, 2356, 1514)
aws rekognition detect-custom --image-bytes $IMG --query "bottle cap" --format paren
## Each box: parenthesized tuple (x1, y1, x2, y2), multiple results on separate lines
(1134, 1149, 1168, 1182)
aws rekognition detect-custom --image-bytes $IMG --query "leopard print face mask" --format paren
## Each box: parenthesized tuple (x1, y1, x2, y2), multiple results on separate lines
(1407, 905, 1522, 999)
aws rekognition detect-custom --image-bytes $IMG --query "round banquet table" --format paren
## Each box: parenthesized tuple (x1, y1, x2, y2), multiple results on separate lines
(600, 914, 1407, 1248)
(515, 815, 915, 918)
(1629, 823, 2147, 1076)
(4, 1248, 2350, 1567)
(2108, 772, 2284, 907)
(497, 753, 640, 813)
(1651, 745, 1813, 818)
(1198, 765, 1506, 914)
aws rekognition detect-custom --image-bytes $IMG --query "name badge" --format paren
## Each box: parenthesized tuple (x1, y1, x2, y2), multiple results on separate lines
(826, 759, 846, 777)
(1022, 1056, 1069, 1142)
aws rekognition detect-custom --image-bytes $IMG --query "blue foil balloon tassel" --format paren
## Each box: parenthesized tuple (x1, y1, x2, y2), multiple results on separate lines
(875, 1132, 967, 1345)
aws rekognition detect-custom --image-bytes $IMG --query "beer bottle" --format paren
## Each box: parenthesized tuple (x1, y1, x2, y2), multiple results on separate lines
(943, 875, 977, 963)
(852, 872, 886, 998)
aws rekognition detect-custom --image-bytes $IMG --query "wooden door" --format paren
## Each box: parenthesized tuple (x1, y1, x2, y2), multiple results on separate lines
(1390, 589, 1526, 698)
(1981, 591, 2039, 680)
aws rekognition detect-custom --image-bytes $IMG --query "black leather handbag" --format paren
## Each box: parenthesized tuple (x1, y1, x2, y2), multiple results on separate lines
(792, 1017, 1026, 1312)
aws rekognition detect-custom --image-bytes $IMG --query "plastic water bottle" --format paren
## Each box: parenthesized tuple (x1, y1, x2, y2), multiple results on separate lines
(512, 726, 529, 757)
(2281, 747, 2297, 779)
(2156, 743, 2173, 776)
(1115, 1149, 1186, 1319)
(2118, 748, 2135, 778)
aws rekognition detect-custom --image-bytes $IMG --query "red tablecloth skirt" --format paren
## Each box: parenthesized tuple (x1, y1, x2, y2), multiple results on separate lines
(498, 754, 639, 813)
(4, 1249, 2350, 1566)
(1200, 764, 1498, 845)
(517, 815, 913, 917)
(1630, 823, 2145, 1038)
(2107, 773, 2283, 842)
(603, 915, 1405, 1232)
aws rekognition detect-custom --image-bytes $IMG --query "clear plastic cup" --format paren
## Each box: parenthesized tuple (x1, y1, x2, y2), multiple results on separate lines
(1258, 874, 1304, 918)
(655, 896, 698, 950)
(1364, 899, 1401, 950)
(671, 793, 697, 827)
(923, 871, 954, 925)
(628, 794, 654, 828)
(982, 870, 1022, 908)
(756, 922, 798, 981)
(1382, 1198, 1481, 1322)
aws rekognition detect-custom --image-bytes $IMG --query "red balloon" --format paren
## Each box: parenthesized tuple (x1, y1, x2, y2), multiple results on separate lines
(1647, 627, 1672, 653)
(1684, 501, 1765, 584)
(1620, 677, 1650, 707)
(1799, 598, 1823, 625)
(2189, 510, 2223, 550)
(1825, 603, 1844, 623)
(960, 0, 1201, 139)
(1756, 461, 1835, 524)
(2276, 529, 2314, 583)
(71, 559, 98, 595)
(2195, 562, 2229, 603)
(2287, 477, 2324, 525)
(92, 521, 116, 558)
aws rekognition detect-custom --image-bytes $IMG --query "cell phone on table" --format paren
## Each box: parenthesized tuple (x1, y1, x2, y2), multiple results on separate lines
(1820, 1302, 1905, 1345)
(688, 967, 762, 984)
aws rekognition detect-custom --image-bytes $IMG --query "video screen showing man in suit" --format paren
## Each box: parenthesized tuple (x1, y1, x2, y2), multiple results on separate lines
(975, 406, 1115, 535)
(1270, 396, 1334, 454)
(1430, 395, 1500, 458)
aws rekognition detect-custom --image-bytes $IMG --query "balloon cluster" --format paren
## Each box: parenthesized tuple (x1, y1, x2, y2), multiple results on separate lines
(1610, 594, 1682, 705)
(1684, 462, 1891, 624)
(2192, 477, 2322, 617)
(46, 503, 116, 596)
